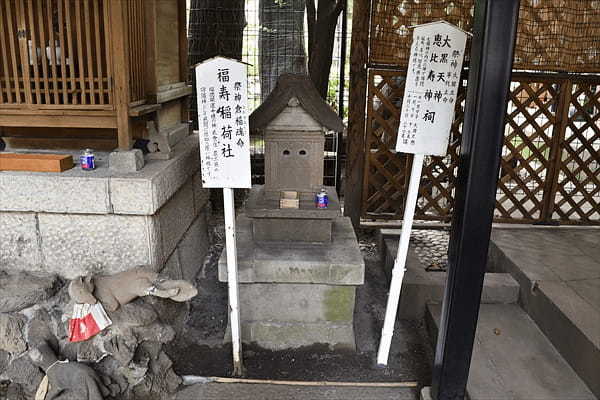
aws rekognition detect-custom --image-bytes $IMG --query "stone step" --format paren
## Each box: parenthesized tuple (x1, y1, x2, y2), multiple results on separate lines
(489, 228, 600, 398)
(177, 383, 418, 400)
(426, 304, 596, 400)
(380, 234, 519, 319)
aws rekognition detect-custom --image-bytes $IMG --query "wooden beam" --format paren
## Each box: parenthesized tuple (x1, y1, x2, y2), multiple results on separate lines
(0, 113, 117, 128)
(343, 0, 371, 228)
(129, 103, 161, 117)
(178, 0, 188, 122)
(155, 83, 192, 104)
(178, 0, 188, 84)
(144, 0, 158, 98)
(109, 0, 133, 149)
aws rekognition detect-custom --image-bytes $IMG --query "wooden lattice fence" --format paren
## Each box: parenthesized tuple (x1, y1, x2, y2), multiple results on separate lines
(361, 70, 600, 224)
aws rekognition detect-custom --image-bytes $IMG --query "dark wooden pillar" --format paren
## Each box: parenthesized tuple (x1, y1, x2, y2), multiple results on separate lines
(431, 0, 521, 399)
(110, 0, 133, 150)
(343, 0, 371, 228)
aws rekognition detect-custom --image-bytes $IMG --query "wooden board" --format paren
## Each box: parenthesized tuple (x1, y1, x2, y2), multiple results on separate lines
(0, 152, 74, 172)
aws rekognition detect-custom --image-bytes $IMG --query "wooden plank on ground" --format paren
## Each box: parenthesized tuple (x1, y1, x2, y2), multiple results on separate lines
(0, 152, 74, 172)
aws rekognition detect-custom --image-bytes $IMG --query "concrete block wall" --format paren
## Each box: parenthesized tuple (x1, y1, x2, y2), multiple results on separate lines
(0, 134, 210, 280)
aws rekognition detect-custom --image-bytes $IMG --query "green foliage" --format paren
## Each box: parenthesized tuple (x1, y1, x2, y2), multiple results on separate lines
(326, 77, 349, 120)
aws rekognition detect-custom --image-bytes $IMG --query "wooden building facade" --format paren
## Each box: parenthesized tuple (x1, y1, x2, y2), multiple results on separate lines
(0, 0, 190, 152)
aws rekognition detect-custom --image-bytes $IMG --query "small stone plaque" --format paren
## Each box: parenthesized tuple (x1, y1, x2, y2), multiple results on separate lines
(279, 191, 299, 209)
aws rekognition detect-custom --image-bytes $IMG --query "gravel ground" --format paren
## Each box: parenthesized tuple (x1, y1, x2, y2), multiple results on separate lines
(411, 229, 450, 271)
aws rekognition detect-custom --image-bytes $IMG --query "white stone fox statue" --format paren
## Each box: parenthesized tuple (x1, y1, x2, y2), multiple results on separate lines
(68, 266, 198, 312)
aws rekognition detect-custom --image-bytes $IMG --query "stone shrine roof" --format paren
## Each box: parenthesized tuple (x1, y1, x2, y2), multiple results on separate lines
(249, 74, 344, 132)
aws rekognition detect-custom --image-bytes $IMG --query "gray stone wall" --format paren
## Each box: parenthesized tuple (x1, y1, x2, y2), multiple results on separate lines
(0, 134, 210, 280)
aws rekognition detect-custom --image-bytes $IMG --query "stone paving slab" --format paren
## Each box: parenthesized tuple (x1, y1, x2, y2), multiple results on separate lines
(427, 304, 596, 400)
(0, 134, 200, 215)
(489, 228, 600, 397)
(177, 383, 417, 400)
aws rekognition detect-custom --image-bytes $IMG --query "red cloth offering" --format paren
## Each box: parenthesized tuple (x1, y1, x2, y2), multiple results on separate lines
(68, 303, 112, 342)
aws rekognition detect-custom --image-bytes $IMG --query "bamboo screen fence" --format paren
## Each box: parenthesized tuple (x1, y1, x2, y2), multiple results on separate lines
(369, 0, 600, 73)
(350, 0, 600, 225)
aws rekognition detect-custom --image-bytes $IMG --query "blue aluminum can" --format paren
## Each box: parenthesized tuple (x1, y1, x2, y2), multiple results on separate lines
(315, 188, 328, 209)
(80, 149, 96, 170)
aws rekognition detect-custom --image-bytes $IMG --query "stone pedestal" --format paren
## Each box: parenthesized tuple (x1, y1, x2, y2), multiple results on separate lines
(219, 185, 364, 350)
(0, 134, 209, 280)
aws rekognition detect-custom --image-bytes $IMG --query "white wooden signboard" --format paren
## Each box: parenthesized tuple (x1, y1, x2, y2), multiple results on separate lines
(378, 21, 468, 367)
(195, 57, 252, 188)
(396, 21, 468, 156)
(195, 57, 251, 376)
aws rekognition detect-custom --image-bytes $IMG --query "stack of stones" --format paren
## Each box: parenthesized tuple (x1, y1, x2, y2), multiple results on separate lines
(218, 74, 364, 350)
(0, 270, 183, 399)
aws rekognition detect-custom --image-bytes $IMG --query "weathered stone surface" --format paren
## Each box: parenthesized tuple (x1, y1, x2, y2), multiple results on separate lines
(238, 321, 355, 351)
(109, 301, 159, 328)
(0, 172, 111, 214)
(157, 180, 196, 262)
(239, 284, 355, 323)
(427, 304, 596, 400)
(0, 271, 58, 312)
(252, 218, 332, 242)
(177, 382, 416, 400)
(38, 213, 160, 278)
(219, 216, 364, 285)
(109, 134, 199, 215)
(177, 211, 210, 282)
(5, 382, 27, 400)
(4, 355, 44, 394)
(379, 236, 519, 319)
(0, 212, 42, 271)
(133, 322, 176, 343)
(0, 350, 8, 374)
(246, 185, 341, 220)
(192, 172, 210, 214)
(490, 228, 600, 397)
(161, 250, 183, 280)
(0, 314, 27, 354)
(109, 178, 154, 215)
(109, 149, 145, 172)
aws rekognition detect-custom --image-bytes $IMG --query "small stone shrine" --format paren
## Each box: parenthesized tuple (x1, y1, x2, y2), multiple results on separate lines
(219, 74, 365, 350)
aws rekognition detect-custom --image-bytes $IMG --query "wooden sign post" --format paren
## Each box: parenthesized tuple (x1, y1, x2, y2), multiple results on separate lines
(195, 57, 252, 376)
(377, 21, 468, 367)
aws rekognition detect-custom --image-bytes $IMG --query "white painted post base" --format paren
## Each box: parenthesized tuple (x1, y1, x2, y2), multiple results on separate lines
(223, 188, 244, 376)
(376, 154, 425, 366)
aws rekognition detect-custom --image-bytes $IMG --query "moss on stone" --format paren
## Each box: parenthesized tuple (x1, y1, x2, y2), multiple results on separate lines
(323, 286, 354, 322)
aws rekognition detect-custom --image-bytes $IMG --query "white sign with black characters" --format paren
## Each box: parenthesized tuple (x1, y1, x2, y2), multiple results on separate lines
(396, 21, 468, 156)
(195, 57, 252, 188)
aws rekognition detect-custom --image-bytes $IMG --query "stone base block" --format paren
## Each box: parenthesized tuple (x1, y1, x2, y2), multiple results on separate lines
(233, 283, 357, 350)
(109, 149, 144, 172)
(233, 321, 356, 351)
(381, 235, 519, 320)
(219, 216, 364, 285)
(0, 135, 209, 279)
(252, 218, 332, 242)
(220, 213, 364, 350)
(239, 283, 355, 323)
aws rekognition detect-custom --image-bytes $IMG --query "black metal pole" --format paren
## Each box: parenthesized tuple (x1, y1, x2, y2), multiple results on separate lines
(335, 0, 348, 194)
(431, 1, 520, 399)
